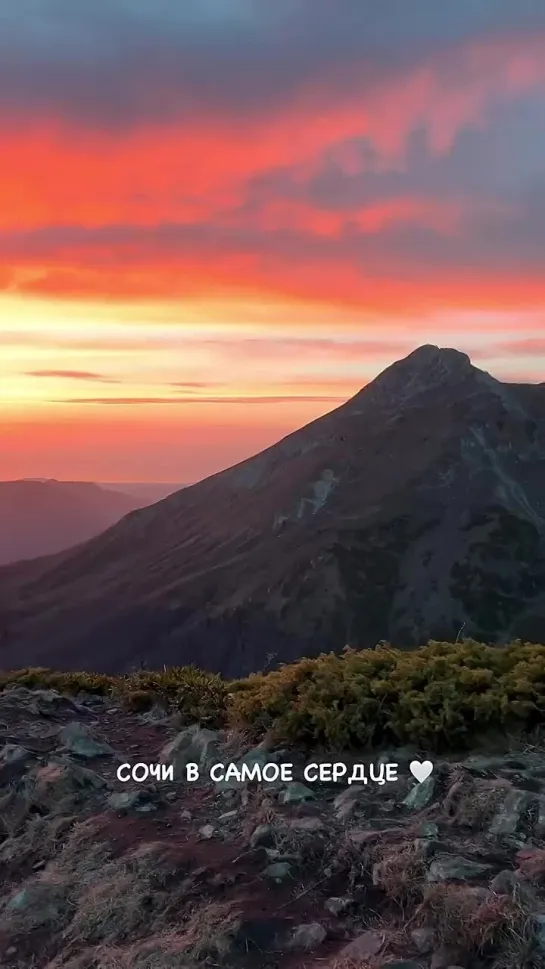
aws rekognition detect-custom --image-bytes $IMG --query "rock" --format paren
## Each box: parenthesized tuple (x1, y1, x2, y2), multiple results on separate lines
(58, 722, 115, 759)
(159, 725, 220, 780)
(0, 744, 34, 786)
(29, 689, 82, 716)
(107, 788, 162, 814)
(347, 827, 384, 846)
(286, 816, 324, 832)
(334, 784, 365, 819)
(180, 808, 192, 820)
(263, 862, 292, 882)
(416, 821, 440, 838)
(490, 869, 519, 895)
(287, 923, 327, 950)
(325, 896, 352, 916)
(278, 782, 315, 804)
(532, 914, 545, 955)
(427, 853, 494, 883)
(534, 795, 545, 839)
(249, 823, 274, 848)
(0, 744, 32, 765)
(410, 927, 435, 953)
(430, 945, 467, 968)
(218, 810, 238, 822)
(338, 930, 385, 962)
(489, 789, 534, 837)
(5, 879, 69, 927)
(462, 754, 525, 774)
(75, 692, 107, 710)
(214, 746, 280, 792)
(403, 775, 436, 810)
(198, 824, 215, 840)
(227, 917, 288, 954)
(31, 760, 107, 812)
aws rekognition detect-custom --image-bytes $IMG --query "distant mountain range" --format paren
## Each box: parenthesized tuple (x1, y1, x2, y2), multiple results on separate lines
(1, 345, 544, 676)
(0, 480, 147, 565)
(97, 483, 184, 504)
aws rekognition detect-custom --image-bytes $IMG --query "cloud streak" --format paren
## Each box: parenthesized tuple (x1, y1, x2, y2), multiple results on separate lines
(26, 369, 121, 382)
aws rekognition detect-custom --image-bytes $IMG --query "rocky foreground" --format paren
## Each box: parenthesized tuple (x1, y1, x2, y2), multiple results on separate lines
(2, 687, 545, 968)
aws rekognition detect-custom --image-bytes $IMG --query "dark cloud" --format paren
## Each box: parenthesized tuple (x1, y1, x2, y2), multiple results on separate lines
(1, 1, 544, 127)
(2, 171, 545, 282)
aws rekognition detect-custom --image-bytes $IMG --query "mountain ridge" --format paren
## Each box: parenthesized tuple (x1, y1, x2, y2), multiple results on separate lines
(1, 345, 545, 675)
(0, 479, 148, 567)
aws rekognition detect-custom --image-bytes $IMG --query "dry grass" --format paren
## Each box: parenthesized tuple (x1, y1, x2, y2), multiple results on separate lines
(182, 899, 242, 961)
(0, 813, 77, 869)
(413, 883, 532, 964)
(270, 818, 328, 867)
(46, 932, 197, 969)
(442, 771, 510, 827)
(371, 840, 427, 908)
(1, 820, 192, 949)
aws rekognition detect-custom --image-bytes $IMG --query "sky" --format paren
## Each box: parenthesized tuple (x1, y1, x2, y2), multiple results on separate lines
(1, 1, 545, 482)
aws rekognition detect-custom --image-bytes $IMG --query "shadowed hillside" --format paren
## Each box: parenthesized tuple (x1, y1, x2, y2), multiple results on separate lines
(1, 345, 545, 675)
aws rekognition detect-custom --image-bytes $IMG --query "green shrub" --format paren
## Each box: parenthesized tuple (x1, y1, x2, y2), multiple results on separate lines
(3, 640, 545, 752)
(228, 640, 545, 751)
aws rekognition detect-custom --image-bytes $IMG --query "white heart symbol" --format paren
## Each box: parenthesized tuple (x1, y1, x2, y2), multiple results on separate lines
(409, 760, 433, 783)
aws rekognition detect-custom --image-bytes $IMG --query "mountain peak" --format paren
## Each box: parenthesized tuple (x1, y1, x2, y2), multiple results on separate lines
(348, 344, 477, 418)
(402, 344, 472, 370)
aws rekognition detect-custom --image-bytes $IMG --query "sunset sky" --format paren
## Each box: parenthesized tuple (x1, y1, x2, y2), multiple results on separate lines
(1, 1, 545, 483)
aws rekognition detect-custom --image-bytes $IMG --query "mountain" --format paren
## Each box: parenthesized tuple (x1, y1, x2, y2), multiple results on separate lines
(97, 483, 186, 503)
(1, 345, 545, 675)
(0, 480, 144, 565)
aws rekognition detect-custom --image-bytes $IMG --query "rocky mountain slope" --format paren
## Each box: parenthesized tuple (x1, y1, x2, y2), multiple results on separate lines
(0, 481, 145, 566)
(2, 682, 545, 969)
(1, 345, 545, 675)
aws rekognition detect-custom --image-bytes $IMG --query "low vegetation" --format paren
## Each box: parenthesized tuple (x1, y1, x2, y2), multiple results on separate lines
(3, 638, 545, 752)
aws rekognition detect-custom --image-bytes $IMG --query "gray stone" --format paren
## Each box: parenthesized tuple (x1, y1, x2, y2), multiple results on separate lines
(199, 824, 215, 840)
(489, 789, 534, 836)
(159, 724, 220, 780)
(533, 914, 545, 954)
(325, 896, 352, 916)
(107, 788, 161, 814)
(462, 754, 525, 774)
(6, 880, 68, 927)
(489, 869, 519, 895)
(334, 784, 366, 819)
(278, 782, 315, 804)
(30, 689, 81, 716)
(0, 744, 32, 765)
(287, 923, 326, 950)
(534, 795, 545, 839)
(218, 810, 238, 821)
(263, 862, 292, 882)
(249, 824, 274, 848)
(416, 821, 440, 838)
(403, 775, 436, 810)
(338, 930, 385, 962)
(286, 816, 324, 832)
(427, 853, 494, 883)
(410, 927, 435, 953)
(430, 945, 467, 968)
(214, 747, 280, 791)
(32, 759, 107, 811)
(58, 722, 114, 759)
(0, 744, 34, 786)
